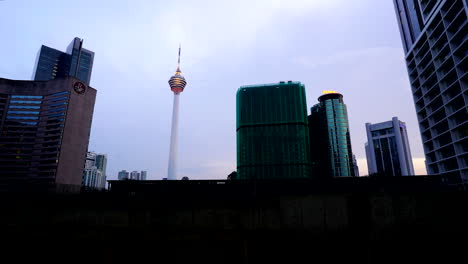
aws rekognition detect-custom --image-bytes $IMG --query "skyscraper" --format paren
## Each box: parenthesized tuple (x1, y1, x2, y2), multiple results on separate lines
(309, 91, 355, 178)
(82, 152, 107, 189)
(33, 37, 94, 85)
(393, 0, 468, 180)
(117, 170, 129, 180)
(130, 171, 140, 180)
(167, 46, 187, 180)
(365, 117, 415, 176)
(0, 77, 97, 191)
(236, 81, 310, 179)
(140, 171, 147, 181)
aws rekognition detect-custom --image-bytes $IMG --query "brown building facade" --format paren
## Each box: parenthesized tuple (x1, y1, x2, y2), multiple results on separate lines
(0, 77, 96, 191)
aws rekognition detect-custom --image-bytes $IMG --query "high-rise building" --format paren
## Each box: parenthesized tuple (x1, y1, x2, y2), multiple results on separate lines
(393, 0, 468, 180)
(309, 91, 355, 178)
(236, 81, 310, 179)
(0, 77, 96, 191)
(117, 170, 129, 180)
(140, 171, 147, 181)
(365, 117, 415, 176)
(82, 152, 107, 189)
(33, 37, 94, 85)
(130, 171, 140, 180)
(167, 46, 187, 180)
(352, 155, 360, 177)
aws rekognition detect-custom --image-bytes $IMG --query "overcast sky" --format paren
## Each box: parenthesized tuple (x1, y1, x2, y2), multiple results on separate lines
(0, 0, 427, 179)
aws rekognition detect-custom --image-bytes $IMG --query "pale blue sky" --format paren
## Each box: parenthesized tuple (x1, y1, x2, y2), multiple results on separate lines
(0, 0, 427, 179)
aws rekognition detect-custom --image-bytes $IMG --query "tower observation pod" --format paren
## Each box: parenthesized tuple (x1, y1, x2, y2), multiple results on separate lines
(167, 46, 187, 180)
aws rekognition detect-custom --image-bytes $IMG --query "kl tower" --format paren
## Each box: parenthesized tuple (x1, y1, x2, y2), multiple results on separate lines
(167, 46, 187, 180)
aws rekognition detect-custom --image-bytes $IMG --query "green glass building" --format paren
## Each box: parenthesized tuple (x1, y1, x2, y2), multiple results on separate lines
(309, 92, 355, 178)
(236, 81, 309, 179)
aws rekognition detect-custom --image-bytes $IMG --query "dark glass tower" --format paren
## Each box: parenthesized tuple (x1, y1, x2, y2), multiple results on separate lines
(236, 81, 310, 179)
(33, 37, 94, 85)
(309, 92, 355, 178)
(393, 0, 468, 180)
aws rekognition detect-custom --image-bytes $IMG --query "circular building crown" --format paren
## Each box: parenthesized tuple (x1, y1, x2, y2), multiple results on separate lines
(168, 66, 187, 94)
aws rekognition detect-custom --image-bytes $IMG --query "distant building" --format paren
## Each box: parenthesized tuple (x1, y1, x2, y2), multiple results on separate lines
(140, 171, 147, 181)
(0, 77, 96, 191)
(365, 117, 415, 176)
(352, 155, 359, 177)
(117, 170, 129, 180)
(236, 81, 310, 179)
(393, 0, 468, 180)
(82, 152, 107, 190)
(130, 171, 140, 180)
(33, 37, 94, 85)
(309, 91, 355, 178)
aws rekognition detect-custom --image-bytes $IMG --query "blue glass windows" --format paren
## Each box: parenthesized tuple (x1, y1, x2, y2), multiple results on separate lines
(11, 95, 43, 99)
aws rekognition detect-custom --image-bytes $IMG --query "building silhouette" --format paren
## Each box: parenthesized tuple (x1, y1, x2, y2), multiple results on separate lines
(365, 117, 415, 176)
(0, 77, 96, 191)
(236, 81, 310, 179)
(33, 37, 94, 85)
(393, 0, 468, 180)
(309, 91, 355, 178)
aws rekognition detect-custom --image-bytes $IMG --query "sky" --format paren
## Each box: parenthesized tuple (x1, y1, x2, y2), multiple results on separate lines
(0, 0, 428, 179)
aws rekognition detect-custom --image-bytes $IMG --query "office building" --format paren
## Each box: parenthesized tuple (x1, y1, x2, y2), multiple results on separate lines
(352, 155, 360, 177)
(33, 37, 94, 85)
(130, 171, 140, 180)
(236, 81, 310, 179)
(82, 152, 107, 190)
(118, 170, 129, 180)
(365, 117, 415, 176)
(309, 91, 355, 178)
(393, 0, 468, 179)
(118, 170, 147, 181)
(0, 77, 97, 191)
(140, 171, 147, 181)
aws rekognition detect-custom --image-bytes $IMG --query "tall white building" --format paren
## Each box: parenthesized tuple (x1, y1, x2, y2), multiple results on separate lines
(365, 117, 415, 176)
(393, 0, 468, 180)
(82, 152, 107, 190)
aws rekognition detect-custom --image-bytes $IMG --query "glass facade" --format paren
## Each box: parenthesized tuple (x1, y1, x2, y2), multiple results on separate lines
(33, 38, 94, 85)
(366, 118, 415, 176)
(309, 93, 355, 178)
(0, 91, 70, 180)
(237, 82, 310, 179)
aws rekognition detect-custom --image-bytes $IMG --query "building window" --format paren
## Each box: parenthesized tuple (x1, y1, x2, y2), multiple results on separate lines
(10, 100, 42, 104)
(11, 95, 43, 99)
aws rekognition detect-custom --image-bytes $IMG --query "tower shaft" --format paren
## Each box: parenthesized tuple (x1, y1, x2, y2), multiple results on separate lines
(167, 93, 180, 180)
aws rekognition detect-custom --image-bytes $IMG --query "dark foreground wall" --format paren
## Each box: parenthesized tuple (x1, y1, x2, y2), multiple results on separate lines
(2, 178, 468, 263)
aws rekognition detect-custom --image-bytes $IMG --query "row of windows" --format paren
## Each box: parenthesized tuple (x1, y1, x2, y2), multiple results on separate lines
(49, 113, 65, 118)
(8, 105, 40, 109)
(10, 100, 42, 104)
(50, 91, 69, 97)
(11, 95, 43, 99)
(50, 96, 68, 102)
(49, 101, 67, 107)
(6, 116, 39, 120)
(7, 111, 40, 115)
(48, 107, 66, 113)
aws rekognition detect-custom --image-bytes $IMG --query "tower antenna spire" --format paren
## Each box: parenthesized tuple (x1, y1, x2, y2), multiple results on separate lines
(178, 44, 181, 66)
